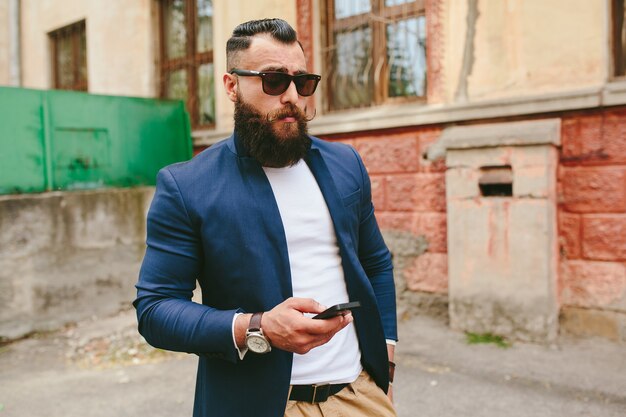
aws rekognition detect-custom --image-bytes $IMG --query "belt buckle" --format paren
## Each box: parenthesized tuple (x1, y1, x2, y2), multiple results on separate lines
(311, 383, 331, 404)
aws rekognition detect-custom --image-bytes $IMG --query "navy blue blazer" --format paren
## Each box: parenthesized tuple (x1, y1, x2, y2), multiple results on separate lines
(134, 134, 397, 417)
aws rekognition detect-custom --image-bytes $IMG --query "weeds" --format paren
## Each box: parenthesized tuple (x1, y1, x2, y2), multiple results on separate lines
(466, 332, 511, 348)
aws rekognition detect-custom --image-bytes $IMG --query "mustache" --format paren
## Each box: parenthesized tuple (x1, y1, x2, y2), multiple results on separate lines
(266, 104, 317, 123)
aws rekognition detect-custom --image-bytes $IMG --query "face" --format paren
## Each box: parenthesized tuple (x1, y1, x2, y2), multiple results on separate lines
(224, 35, 310, 141)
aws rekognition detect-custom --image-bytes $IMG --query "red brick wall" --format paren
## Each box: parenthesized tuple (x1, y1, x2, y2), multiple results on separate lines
(323, 126, 449, 294)
(559, 108, 626, 311)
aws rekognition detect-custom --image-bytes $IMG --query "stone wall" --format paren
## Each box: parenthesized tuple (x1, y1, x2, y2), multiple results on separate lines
(558, 107, 626, 341)
(317, 107, 626, 342)
(0, 187, 154, 340)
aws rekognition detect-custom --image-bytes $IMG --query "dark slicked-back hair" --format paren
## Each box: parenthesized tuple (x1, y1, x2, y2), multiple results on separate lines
(226, 18, 302, 70)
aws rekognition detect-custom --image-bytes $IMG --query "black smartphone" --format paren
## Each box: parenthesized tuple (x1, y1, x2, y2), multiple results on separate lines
(313, 301, 361, 319)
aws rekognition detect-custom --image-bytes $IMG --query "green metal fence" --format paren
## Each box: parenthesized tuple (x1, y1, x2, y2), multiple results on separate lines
(0, 87, 192, 194)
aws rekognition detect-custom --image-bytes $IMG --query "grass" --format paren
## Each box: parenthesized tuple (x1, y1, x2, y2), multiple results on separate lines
(466, 332, 511, 348)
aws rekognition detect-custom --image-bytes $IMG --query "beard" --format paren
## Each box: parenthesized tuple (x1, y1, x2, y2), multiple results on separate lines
(234, 99, 311, 168)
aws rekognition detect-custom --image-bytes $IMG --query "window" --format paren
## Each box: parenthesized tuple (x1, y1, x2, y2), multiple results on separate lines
(159, 0, 215, 128)
(323, 0, 427, 111)
(49, 20, 88, 91)
(614, 0, 626, 76)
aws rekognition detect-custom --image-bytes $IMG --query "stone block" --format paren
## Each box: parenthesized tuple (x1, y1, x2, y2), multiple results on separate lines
(559, 212, 582, 259)
(561, 110, 626, 165)
(445, 165, 479, 200)
(561, 113, 604, 164)
(560, 167, 626, 213)
(449, 293, 559, 342)
(355, 135, 420, 174)
(370, 175, 386, 211)
(560, 307, 625, 342)
(582, 215, 626, 261)
(560, 260, 626, 309)
(404, 253, 448, 293)
(387, 173, 446, 212)
(413, 212, 448, 253)
(376, 212, 417, 232)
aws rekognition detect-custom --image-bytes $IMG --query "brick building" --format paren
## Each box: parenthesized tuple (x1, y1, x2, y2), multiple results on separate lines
(1, 0, 625, 342)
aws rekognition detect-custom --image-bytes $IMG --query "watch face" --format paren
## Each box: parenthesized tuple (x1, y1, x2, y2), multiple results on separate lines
(246, 334, 270, 353)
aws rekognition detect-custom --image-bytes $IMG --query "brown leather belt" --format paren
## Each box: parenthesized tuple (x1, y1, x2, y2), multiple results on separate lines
(288, 383, 349, 404)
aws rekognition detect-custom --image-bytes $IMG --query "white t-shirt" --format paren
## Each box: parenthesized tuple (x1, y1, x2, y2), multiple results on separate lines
(263, 160, 362, 385)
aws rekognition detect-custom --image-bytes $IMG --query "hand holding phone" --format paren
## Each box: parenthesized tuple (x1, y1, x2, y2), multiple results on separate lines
(313, 301, 361, 319)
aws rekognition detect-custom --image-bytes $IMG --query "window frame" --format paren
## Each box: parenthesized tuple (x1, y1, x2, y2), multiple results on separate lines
(49, 20, 88, 92)
(158, 0, 214, 129)
(613, 0, 626, 78)
(323, 0, 426, 112)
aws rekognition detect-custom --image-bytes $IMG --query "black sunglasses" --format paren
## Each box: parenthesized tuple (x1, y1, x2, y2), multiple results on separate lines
(230, 69, 321, 97)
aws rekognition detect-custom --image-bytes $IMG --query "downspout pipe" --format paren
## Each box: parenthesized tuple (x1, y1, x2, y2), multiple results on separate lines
(9, 0, 21, 86)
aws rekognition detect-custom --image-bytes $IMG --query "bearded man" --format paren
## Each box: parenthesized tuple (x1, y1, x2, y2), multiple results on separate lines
(134, 18, 397, 417)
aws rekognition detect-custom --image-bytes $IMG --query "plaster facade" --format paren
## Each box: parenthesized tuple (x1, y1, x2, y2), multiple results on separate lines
(0, 0, 8, 85)
(443, 0, 607, 103)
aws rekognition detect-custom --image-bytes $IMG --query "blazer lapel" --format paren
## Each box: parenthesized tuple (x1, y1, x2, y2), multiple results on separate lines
(235, 153, 293, 302)
(304, 148, 354, 254)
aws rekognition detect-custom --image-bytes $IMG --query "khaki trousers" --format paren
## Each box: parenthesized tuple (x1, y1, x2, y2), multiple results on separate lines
(284, 371, 397, 417)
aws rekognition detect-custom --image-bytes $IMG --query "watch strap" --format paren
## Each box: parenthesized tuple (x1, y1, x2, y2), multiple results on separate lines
(248, 312, 263, 332)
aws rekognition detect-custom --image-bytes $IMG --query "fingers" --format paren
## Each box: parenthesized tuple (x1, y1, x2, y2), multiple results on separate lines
(261, 298, 355, 354)
(283, 297, 327, 314)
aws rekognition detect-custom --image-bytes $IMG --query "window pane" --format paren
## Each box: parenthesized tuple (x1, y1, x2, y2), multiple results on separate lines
(330, 27, 373, 109)
(386, 16, 426, 97)
(164, 0, 187, 59)
(385, 0, 415, 6)
(198, 63, 215, 125)
(197, 0, 213, 52)
(335, 0, 371, 19)
(165, 69, 188, 103)
(77, 27, 88, 86)
(56, 34, 75, 88)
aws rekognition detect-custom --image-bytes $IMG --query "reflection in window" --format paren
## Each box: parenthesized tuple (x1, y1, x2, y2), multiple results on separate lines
(159, 0, 215, 128)
(385, 0, 415, 6)
(49, 20, 88, 91)
(331, 28, 373, 109)
(324, 0, 427, 111)
(387, 16, 426, 97)
(334, 0, 371, 19)
(197, 0, 213, 52)
(163, 0, 186, 59)
(198, 63, 215, 125)
(166, 70, 188, 102)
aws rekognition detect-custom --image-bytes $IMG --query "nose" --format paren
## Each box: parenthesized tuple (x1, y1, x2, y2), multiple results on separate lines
(280, 79, 300, 105)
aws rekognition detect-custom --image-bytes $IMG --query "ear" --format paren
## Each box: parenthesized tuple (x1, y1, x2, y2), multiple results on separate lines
(223, 73, 238, 103)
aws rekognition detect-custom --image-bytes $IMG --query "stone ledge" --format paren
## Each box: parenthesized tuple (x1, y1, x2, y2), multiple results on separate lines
(428, 118, 561, 161)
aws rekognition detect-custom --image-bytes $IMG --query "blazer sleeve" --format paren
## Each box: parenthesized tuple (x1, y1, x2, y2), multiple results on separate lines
(134, 168, 241, 363)
(351, 147, 398, 342)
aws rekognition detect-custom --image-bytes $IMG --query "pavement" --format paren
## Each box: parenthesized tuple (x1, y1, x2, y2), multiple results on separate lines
(0, 308, 624, 417)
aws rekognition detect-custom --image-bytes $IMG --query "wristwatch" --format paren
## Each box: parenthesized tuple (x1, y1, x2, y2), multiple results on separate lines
(245, 312, 271, 354)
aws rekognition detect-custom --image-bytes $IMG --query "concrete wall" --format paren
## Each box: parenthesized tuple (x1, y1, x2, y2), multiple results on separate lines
(0, 187, 154, 340)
